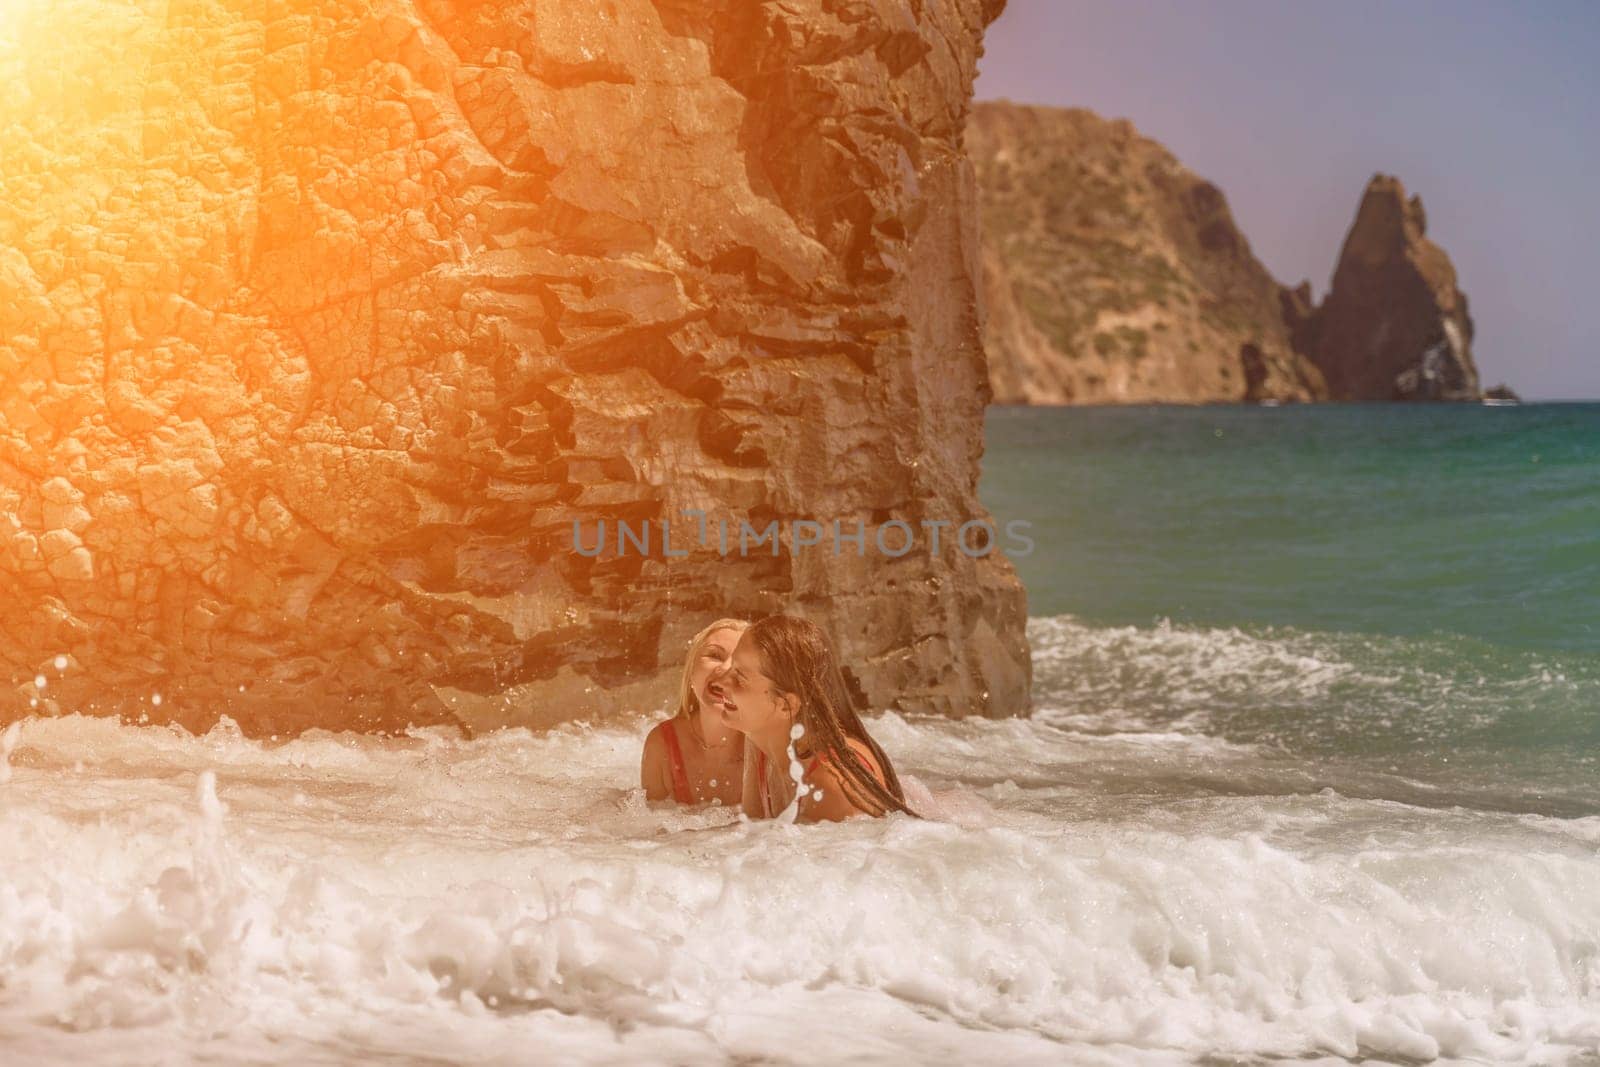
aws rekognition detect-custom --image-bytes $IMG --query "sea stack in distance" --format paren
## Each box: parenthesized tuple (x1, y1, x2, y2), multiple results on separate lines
(969, 102, 1500, 405)
(1285, 174, 1484, 402)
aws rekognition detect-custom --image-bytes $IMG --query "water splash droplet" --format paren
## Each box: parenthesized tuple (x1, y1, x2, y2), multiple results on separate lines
(0, 721, 20, 784)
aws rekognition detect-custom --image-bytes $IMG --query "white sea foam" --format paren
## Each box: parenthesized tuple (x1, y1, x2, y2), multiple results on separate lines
(2, 704, 1598, 1065)
(1023, 613, 1600, 818)
(1026, 613, 1597, 732)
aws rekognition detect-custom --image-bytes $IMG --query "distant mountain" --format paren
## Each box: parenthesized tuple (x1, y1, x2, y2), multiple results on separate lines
(969, 101, 1494, 404)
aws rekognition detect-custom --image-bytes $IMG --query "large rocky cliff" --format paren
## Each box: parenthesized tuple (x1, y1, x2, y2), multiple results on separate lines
(968, 102, 1325, 404)
(0, 0, 1028, 735)
(971, 102, 1487, 405)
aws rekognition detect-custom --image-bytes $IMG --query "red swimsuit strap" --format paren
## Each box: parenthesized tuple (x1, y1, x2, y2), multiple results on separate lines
(659, 719, 694, 805)
(811, 743, 882, 788)
(754, 748, 844, 817)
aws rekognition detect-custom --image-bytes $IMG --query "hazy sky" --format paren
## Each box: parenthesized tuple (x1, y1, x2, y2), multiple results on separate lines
(974, 0, 1599, 400)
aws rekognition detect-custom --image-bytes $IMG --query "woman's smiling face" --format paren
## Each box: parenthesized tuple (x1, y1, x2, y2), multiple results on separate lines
(707, 632, 790, 735)
(689, 627, 742, 714)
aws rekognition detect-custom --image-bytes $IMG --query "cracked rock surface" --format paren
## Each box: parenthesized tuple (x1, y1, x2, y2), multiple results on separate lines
(0, 0, 1028, 734)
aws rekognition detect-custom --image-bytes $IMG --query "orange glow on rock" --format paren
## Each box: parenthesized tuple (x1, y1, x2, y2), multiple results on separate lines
(0, 0, 1028, 736)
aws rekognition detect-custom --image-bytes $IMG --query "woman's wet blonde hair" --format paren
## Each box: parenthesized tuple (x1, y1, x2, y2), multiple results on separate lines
(678, 617, 750, 719)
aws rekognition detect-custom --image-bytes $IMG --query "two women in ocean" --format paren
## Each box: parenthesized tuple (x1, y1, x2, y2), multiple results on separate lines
(639, 615, 914, 821)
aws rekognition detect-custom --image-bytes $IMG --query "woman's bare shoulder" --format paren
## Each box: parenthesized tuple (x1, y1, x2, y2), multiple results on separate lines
(640, 719, 680, 775)
(639, 721, 671, 798)
(804, 738, 885, 794)
(836, 736, 884, 783)
(799, 742, 887, 822)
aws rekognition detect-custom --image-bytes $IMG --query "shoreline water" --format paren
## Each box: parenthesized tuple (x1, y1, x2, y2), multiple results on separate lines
(2, 611, 1598, 1064)
(3, 403, 1596, 1063)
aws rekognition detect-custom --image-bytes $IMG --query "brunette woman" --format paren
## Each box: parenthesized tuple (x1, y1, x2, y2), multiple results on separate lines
(706, 614, 914, 821)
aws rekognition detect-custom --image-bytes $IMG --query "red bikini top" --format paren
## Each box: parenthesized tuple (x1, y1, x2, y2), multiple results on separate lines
(659, 719, 693, 805)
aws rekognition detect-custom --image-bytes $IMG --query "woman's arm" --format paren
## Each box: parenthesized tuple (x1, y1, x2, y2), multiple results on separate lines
(640, 725, 672, 802)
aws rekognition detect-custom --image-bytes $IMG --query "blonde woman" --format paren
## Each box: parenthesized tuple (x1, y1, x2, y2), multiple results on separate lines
(639, 617, 750, 806)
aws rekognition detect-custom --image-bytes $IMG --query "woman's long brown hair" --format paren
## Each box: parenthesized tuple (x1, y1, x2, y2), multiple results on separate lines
(745, 614, 917, 818)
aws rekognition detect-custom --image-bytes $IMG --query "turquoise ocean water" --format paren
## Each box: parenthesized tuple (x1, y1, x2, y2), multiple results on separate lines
(980, 402, 1600, 817)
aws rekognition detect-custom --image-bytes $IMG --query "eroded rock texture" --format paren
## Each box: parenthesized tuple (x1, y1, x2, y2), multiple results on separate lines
(1287, 174, 1482, 402)
(0, 0, 1028, 734)
(968, 102, 1325, 405)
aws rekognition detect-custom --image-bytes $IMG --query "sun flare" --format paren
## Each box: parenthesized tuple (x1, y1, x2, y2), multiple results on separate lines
(0, 0, 39, 40)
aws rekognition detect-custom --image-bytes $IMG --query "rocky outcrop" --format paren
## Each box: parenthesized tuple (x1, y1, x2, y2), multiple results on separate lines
(1288, 174, 1482, 401)
(0, 0, 1029, 735)
(970, 106, 1495, 406)
(967, 102, 1326, 404)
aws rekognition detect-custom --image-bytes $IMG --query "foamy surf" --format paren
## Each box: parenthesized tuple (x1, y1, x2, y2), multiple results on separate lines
(3, 673, 1598, 1065)
(1027, 614, 1600, 819)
